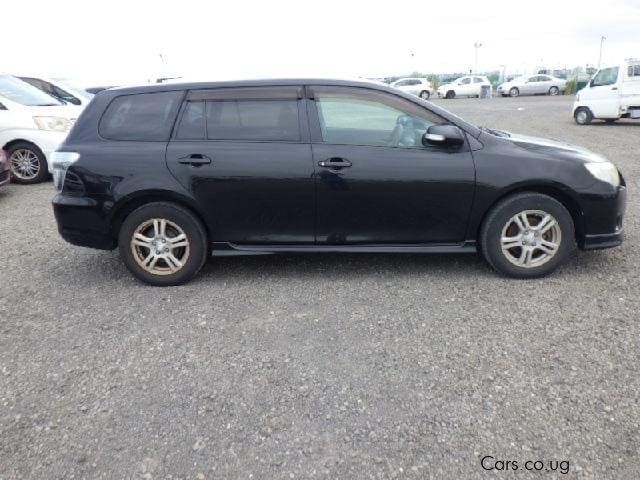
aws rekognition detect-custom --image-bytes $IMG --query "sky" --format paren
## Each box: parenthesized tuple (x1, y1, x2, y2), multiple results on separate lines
(2, 0, 639, 86)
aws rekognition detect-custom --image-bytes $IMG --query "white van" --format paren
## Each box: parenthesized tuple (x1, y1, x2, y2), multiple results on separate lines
(573, 58, 640, 125)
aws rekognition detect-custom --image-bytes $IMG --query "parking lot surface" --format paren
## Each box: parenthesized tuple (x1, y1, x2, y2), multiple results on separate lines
(1, 96, 639, 479)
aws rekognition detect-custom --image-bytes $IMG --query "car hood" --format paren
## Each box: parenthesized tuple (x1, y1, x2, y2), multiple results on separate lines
(503, 132, 609, 164)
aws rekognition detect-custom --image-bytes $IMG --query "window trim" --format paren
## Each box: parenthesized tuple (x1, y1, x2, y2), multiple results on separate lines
(305, 85, 458, 150)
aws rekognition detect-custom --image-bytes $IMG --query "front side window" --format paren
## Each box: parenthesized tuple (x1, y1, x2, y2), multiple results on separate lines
(206, 99, 299, 141)
(592, 67, 619, 87)
(473, 77, 484, 83)
(314, 88, 444, 148)
(460, 78, 471, 85)
(628, 65, 640, 77)
(100, 91, 182, 141)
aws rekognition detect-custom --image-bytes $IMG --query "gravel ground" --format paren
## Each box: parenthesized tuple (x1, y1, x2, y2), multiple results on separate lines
(1, 96, 638, 479)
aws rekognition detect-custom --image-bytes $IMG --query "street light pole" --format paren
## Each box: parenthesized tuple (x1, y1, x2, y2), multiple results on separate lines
(474, 42, 483, 74)
(598, 36, 606, 69)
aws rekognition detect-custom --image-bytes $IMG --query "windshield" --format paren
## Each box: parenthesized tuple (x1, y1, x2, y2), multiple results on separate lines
(0, 75, 63, 106)
(50, 77, 94, 101)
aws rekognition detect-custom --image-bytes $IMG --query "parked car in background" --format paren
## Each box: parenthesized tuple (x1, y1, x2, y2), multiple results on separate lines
(437, 76, 491, 98)
(497, 75, 567, 97)
(390, 78, 433, 99)
(0, 148, 10, 188)
(573, 58, 640, 125)
(19, 76, 93, 108)
(0, 75, 78, 184)
(52, 79, 625, 286)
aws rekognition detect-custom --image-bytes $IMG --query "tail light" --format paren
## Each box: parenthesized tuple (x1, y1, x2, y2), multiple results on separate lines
(50, 151, 80, 192)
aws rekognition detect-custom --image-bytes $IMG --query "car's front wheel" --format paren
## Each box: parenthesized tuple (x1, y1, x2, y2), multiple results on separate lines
(118, 202, 208, 286)
(419, 90, 430, 100)
(7, 142, 49, 184)
(480, 193, 576, 278)
(549, 86, 560, 96)
(574, 107, 593, 125)
(445, 90, 455, 99)
(509, 87, 520, 97)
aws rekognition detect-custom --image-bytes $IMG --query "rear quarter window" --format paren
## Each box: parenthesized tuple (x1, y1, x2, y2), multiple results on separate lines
(99, 91, 183, 141)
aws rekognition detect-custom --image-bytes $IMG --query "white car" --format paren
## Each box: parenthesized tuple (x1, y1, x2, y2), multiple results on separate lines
(390, 78, 433, 99)
(497, 74, 567, 97)
(19, 76, 93, 108)
(0, 75, 79, 184)
(437, 76, 492, 99)
(573, 58, 640, 125)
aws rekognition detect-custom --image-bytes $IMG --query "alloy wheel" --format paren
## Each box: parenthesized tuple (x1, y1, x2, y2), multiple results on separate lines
(130, 218, 190, 275)
(10, 149, 41, 181)
(500, 210, 562, 268)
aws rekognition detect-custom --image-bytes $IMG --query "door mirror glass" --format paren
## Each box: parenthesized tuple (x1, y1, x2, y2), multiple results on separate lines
(422, 124, 465, 148)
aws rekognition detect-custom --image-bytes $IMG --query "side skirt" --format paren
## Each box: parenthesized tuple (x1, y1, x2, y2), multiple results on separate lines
(211, 242, 477, 256)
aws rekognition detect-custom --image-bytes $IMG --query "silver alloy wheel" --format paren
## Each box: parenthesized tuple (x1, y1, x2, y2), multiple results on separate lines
(500, 210, 562, 268)
(549, 86, 559, 96)
(130, 218, 190, 276)
(419, 91, 429, 99)
(509, 88, 519, 97)
(576, 110, 588, 124)
(10, 149, 40, 180)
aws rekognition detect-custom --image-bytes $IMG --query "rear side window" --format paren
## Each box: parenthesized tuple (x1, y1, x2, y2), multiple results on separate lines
(100, 91, 182, 141)
(206, 100, 300, 141)
(176, 101, 205, 139)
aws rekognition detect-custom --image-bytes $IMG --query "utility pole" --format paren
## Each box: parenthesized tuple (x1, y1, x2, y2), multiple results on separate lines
(474, 42, 483, 74)
(598, 36, 606, 69)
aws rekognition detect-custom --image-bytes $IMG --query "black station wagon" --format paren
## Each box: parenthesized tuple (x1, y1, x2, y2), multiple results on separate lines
(51, 79, 626, 286)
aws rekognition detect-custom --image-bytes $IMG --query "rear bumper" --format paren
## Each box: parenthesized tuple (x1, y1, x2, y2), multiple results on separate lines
(52, 194, 115, 250)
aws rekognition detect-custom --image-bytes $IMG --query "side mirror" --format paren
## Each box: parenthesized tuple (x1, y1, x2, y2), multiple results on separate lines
(422, 125, 465, 148)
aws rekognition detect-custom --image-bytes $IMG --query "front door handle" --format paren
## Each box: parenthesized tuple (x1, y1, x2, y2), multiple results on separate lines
(178, 154, 211, 166)
(318, 157, 352, 169)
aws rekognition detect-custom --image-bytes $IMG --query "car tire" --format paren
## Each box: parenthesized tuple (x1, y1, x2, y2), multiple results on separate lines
(118, 202, 208, 286)
(419, 90, 430, 100)
(574, 107, 593, 125)
(480, 193, 576, 279)
(445, 90, 455, 99)
(7, 142, 49, 184)
(509, 87, 519, 97)
(549, 86, 560, 96)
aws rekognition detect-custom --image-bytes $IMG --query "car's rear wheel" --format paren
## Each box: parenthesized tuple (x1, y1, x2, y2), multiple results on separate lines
(7, 142, 48, 184)
(445, 90, 455, 99)
(549, 86, 560, 96)
(480, 193, 576, 278)
(574, 107, 593, 125)
(419, 90, 430, 100)
(509, 87, 519, 97)
(118, 202, 208, 286)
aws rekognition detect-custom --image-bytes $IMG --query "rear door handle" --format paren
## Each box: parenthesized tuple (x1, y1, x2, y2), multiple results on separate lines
(318, 157, 352, 169)
(178, 154, 211, 166)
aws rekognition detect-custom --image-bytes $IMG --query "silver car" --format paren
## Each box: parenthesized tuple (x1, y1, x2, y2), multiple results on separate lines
(497, 74, 567, 97)
(390, 77, 433, 99)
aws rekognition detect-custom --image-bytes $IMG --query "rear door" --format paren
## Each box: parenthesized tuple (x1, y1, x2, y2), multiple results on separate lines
(307, 85, 476, 245)
(165, 86, 315, 244)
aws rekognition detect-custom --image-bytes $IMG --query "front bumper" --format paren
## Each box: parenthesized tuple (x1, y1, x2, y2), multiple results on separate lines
(52, 193, 116, 250)
(578, 183, 626, 250)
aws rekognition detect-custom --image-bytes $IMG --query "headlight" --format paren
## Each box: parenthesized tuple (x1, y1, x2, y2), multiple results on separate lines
(33, 116, 72, 132)
(585, 162, 620, 187)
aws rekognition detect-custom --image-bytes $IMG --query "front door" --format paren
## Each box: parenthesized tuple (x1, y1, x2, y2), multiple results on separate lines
(307, 86, 476, 245)
(587, 67, 621, 118)
(166, 86, 315, 244)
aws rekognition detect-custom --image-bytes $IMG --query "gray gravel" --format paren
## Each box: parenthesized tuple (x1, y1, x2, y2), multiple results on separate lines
(1, 96, 639, 479)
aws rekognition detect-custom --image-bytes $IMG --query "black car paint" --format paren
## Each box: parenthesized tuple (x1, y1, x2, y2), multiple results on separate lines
(52, 78, 626, 254)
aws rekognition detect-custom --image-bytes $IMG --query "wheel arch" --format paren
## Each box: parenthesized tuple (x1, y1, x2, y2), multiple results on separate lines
(110, 190, 211, 244)
(475, 184, 585, 244)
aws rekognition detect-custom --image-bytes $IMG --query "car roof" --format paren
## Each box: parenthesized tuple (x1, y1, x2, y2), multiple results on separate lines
(107, 78, 414, 95)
